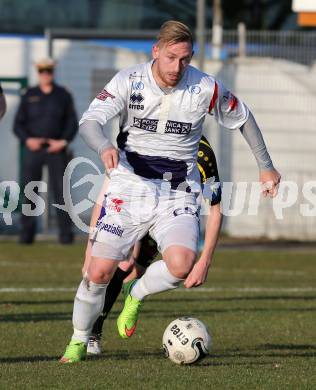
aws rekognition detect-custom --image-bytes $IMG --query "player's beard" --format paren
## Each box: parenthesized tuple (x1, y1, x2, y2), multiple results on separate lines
(155, 63, 182, 88)
(165, 72, 181, 86)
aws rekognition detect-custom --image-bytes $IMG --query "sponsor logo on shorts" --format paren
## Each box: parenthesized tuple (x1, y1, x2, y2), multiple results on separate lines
(165, 120, 192, 134)
(133, 117, 158, 132)
(129, 92, 144, 110)
(97, 222, 124, 237)
(173, 207, 198, 218)
(96, 89, 115, 101)
(109, 198, 124, 213)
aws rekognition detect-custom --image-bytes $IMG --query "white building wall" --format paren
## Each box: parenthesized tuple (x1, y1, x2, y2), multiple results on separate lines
(203, 58, 316, 240)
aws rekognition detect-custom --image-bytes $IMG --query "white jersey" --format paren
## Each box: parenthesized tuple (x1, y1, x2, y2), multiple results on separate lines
(80, 61, 248, 184)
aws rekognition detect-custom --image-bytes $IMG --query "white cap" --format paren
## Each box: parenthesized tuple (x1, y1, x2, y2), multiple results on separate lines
(34, 57, 56, 70)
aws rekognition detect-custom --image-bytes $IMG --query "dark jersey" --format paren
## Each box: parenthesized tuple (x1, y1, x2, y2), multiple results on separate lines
(197, 135, 221, 206)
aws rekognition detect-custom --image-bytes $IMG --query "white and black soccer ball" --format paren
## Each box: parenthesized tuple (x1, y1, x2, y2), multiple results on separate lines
(162, 317, 211, 364)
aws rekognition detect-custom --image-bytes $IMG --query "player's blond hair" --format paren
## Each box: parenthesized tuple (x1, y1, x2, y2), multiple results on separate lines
(157, 21, 193, 47)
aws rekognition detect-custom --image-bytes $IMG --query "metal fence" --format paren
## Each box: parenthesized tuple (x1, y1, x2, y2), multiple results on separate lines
(219, 30, 316, 66)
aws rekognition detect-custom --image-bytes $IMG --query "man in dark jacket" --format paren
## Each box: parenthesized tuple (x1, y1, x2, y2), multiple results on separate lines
(14, 58, 78, 244)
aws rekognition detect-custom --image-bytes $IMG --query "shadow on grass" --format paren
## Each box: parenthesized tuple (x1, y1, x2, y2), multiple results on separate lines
(111, 306, 316, 318)
(149, 295, 316, 303)
(1, 303, 316, 323)
(259, 343, 316, 351)
(0, 356, 59, 363)
(1, 296, 316, 308)
(1, 344, 314, 365)
(0, 351, 163, 364)
(0, 312, 71, 322)
(156, 298, 316, 303)
(211, 344, 316, 359)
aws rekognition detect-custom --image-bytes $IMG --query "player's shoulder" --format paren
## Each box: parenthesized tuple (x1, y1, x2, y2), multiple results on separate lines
(186, 65, 217, 92)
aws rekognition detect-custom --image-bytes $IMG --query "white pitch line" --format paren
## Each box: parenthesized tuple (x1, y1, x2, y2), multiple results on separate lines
(178, 287, 316, 293)
(0, 287, 316, 293)
(0, 287, 76, 293)
(212, 268, 306, 276)
(0, 261, 79, 268)
(0, 262, 305, 276)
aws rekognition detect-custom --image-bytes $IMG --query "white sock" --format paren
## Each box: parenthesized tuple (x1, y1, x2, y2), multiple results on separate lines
(131, 260, 182, 300)
(72, 279, 107, 344)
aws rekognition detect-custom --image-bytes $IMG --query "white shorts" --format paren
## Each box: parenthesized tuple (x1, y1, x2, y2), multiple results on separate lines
(91, 165, 200, 260)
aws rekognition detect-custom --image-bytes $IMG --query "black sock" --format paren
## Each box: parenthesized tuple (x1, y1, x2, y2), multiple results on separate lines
(90, 268, 129, 338)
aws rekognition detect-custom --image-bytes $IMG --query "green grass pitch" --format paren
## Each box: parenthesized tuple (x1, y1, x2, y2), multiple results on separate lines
(0, 241, 315, 389)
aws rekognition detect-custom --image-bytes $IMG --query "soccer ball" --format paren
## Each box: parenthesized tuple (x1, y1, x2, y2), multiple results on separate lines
(162, 317, 211, 364)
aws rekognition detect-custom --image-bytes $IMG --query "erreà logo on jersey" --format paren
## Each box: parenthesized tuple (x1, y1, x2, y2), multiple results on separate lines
(129, 92, 144, 110)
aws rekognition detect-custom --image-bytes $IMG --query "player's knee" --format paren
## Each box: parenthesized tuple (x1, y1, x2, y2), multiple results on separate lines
(87, 256, 118, 283)
(86, 264, 112, 284)
(87, 268, 111, 283)
(164, 247, 196, 279)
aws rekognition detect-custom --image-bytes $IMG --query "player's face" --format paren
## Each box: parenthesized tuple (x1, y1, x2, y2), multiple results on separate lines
(152, 41, 193, 87)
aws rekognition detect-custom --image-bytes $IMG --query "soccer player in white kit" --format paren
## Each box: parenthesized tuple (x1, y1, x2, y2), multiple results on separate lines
(60, 21, 281, 363)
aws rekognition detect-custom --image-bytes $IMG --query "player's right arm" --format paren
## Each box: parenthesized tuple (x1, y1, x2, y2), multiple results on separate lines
(79, 72, 128, 172)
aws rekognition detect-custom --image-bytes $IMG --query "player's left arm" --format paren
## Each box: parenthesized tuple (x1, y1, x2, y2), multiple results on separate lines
(210, 79, 281, 197)
(240, 111, 281, 197)
(184, 202, 222, 288)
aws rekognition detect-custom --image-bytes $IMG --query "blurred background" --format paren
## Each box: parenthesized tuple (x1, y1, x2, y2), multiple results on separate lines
(0, 0, 315, 241)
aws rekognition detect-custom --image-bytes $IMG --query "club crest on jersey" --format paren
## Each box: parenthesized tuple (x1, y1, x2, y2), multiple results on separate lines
(187, 85, 201, 94)
(96, 89, 115, 101)
(129, 92, 144, 110)
(132, 81, 144, 90)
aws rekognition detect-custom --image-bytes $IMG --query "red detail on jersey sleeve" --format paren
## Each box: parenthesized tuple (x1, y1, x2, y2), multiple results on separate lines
(228, 95, 238, 111)
(96, 89, 115, 101)
(208, 81, 218, 113)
